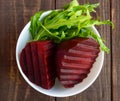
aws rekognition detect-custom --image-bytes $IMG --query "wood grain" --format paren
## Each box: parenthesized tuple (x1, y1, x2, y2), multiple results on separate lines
(111, 0, 120, 101)
(55, 0, 112, 101)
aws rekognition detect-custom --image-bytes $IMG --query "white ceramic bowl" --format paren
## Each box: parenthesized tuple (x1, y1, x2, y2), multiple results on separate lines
(16, 11, 104, 97)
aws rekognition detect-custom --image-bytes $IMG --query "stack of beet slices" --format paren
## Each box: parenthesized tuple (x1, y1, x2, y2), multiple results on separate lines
(20, 41, 56, 89)
(55, 38, 100, 88)
(20, 38, 100, 89)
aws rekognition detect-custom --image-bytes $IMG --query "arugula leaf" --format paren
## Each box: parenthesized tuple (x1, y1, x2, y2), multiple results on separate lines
(66, 0, 79, 11)
(29, 11, 43, 39)
(78, 28, 110, 53)
(29, 0, 114, 53)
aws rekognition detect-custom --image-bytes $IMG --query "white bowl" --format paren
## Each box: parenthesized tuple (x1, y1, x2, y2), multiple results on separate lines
(16, 11, 104, 97)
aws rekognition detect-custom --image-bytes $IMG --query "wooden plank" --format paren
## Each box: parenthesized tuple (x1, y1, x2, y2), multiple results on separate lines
(0, 0, 55, 101)
(0, 0, 12, 101)
(111, 0, 120, 101)
(55, 0, 111, 101)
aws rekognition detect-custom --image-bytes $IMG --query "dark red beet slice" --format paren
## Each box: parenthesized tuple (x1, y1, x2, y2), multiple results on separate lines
(59, 74, 87, 81)
(60, 61, 92, 70)
(73, 43, 100, 52)
(25, 43, 35, 83)
(62, 56, 95, 65)
(55, 38, 100, 88)
(59, 74, 87, 88)
(37, 41, 56, 89)
(61, 80, 80, 85)
(60, 68, 90, 75)
(59, 75, 81, 80)
(30, 42, 41, 85)
(81, 38, 99, 47)
(20, 49, 28, 75)
(60, 79, 83, 87)
(20, 41, 56, 89)
(66, 50, 98, 59)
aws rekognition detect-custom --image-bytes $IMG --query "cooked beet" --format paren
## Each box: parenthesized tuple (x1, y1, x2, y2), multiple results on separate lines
(60, 68, 90, 75)
(30, 42, 41, 85)
(20, 38, 100, 89)
(37, 41, 56, 89)
(25, 43, 35, 83)
(20, 49, 27, 75)
(20, 41, 56, 89)
(55, 38, 100, 88)
(59, 74, 87, 81)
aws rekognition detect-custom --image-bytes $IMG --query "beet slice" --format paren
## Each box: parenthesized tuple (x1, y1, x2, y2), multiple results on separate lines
(61, 80, 80, 85)
(60, 61, 92, 70)
(59, 74, 87, 88)
(81, 38, 99, 47)
(59, 74, 87, 81)
(37, 41, 56, 89)
(73, 43, 100, 52)
(55, 38, 100, 88)
(20, 49, 28, 75)
(60, 79, 82, 88)
(62, 56, 95, 65)
(25, 43, 35, 83)
(20, 41, 56, 89)
(66, 50, 98, 59)
(30, 42, 41, 85)
(60, 68, 90, 75)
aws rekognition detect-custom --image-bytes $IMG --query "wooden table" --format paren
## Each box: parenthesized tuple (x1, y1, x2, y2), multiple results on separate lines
(0, 0, 119, 101)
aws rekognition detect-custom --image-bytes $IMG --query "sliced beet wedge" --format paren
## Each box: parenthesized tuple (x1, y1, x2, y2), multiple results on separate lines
(30, 42, 41, 85)
(55, 38, 100, 88)
(60, 68, 90, 75)
(20, 49, 28, 76)
(25, 43, 35, 83)
(37, 41, 56, 89)
(20, 41, 56, 89)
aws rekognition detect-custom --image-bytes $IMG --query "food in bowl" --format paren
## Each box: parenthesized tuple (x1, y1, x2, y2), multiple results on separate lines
(56, 38, 100, 88)
(17, 0, 113, 92)
(20, 41, 56, 89)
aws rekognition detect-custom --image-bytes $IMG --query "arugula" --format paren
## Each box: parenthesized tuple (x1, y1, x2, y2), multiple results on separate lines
(29, 0, 113, 53)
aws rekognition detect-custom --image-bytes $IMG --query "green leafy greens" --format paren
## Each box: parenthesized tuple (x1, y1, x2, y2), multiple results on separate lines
(29, 0, 114, 53)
